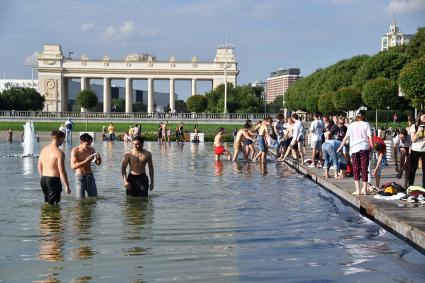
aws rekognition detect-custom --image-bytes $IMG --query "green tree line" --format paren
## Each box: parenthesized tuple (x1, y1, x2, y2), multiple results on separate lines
(0, 83, 45, 110)
(282, 27, 425, 115)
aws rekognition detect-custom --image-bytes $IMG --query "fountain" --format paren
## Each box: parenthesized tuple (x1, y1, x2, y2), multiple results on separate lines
(22, 121, 39, 157)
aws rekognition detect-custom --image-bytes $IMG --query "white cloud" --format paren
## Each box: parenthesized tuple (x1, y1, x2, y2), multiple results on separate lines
(120, 21, 134, 35)
(102, 21, 136, 40)
(389, 0, 425, 13)
(23, 51, 39, 66)
(80, 22, 95, 31)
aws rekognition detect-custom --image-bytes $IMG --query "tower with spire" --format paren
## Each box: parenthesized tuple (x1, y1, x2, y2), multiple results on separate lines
(381, 15, 413, 51)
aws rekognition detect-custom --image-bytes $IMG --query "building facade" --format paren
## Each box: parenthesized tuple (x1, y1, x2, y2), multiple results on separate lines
(381, 17, 413, 51)
(37, 44, 238, 113)
(265, 68, 301, 104)
(0, 79, 38, 92)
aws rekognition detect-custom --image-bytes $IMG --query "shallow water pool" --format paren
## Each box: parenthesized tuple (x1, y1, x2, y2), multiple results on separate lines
(0, 139, 424, 282)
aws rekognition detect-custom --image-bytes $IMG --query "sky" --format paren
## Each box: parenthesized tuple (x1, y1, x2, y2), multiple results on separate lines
(0, 0, 424, 100)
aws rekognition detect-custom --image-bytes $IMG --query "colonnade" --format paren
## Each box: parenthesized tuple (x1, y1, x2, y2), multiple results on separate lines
(72, 77, 199, 113)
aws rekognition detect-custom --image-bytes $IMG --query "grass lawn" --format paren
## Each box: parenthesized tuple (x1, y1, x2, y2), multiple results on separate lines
(0, 121, 242, 141)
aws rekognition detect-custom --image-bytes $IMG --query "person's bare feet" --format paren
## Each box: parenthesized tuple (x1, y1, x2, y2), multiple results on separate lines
(352, 191, 360, 195)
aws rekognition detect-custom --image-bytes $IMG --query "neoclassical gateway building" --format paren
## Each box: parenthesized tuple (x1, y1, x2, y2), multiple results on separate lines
(37, 44, 238, 113)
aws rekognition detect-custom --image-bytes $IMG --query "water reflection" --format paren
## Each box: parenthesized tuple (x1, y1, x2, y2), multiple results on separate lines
(38, 205, 64, 262)
(70, 200, 97, 260)
(215, 160, 223, 176)
(22, 157, 34, 176)
(123, 198, 153, 257)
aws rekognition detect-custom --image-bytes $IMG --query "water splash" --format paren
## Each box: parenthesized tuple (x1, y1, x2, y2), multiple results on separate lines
(22, 121, 39, 157)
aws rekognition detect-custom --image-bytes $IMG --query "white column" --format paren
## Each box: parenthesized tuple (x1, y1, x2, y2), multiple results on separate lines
(169, 78, 175, 112)
(148, 78, 154, 113)
(80, 77, 89, 112)
(81, 77, 88, 91)
(191, 79, 197, 96)
(125, 78, 133, 113)
(103, 78, 111, 113)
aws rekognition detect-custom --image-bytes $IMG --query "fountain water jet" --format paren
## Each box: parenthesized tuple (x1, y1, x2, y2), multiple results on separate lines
(22, 121, 39, 157)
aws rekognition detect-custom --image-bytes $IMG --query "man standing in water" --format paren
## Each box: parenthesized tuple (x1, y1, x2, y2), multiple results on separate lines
(214, 127, 232, 161)
(121, 136, 154, 197)
(71, 133, 102, 198)
(38, 130, 71, 205)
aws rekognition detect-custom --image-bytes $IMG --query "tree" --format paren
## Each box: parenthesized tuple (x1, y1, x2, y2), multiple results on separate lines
(332, 87, 363, 113)
(111, 98, 125, 112)
(318, 91, 336, 114)
(186, 94, 208, 112)
(399, 56, 425, 108)
(0, 87, 45, 110)
(362, 77, 398, 128)
(174, 100, 187, 113)
(305, 95, 319, 113)
(76, 90, 98, 112)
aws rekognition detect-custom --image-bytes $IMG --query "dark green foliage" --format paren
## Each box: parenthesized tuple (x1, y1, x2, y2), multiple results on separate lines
(0, 86, 45, 110)
(76, 90, 98, 110)
(332, 87, 362, 112)
(362, 77, 398, 110)
(284, 27, 424, 112)
(186, 94, 208, 112)
(353, 52, 409, 88)
(111, 98, 125, 112)
(318, 91, 336, 114)
(399, 56, 425, 108)
(205, 83, 262, 113)
(365, 109, 411, 123)
(174, 100, 187, 113)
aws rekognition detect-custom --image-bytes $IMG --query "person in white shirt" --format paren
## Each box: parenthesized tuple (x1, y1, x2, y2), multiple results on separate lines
(393, 128, 411, 188)
(338, 110, 372, 195)
(282, 113, 304, 163)
(309, 112, 324, 167)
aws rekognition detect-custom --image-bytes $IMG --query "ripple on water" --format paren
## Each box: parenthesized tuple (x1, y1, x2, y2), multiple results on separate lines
(0, 140, 424, 282)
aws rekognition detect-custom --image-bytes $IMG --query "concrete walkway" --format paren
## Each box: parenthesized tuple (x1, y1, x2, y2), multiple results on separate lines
(285, 148, 425, 254)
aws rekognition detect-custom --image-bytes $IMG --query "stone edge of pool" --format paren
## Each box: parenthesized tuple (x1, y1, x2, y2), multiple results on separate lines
(284, 159, 425, 255)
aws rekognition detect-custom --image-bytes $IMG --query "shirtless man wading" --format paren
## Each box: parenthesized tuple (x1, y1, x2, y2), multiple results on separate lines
(71, 133, 102, 198)
(38, 130, 71, 205)
(121, 136, 154, 197)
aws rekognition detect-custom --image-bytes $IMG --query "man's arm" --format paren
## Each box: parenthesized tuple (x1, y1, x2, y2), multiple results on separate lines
(337, 134, 349, 153)
(37, 157, 43, 176)
(58, 151, 71, 194)
(121, 153, 130, 188)
(70, 148, 93, 170)
(373, 153, 384, 176)
(148, 153, 154, 191)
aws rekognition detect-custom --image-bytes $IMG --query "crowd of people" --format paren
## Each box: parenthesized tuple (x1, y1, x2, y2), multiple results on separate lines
(212, 110, 425, 198)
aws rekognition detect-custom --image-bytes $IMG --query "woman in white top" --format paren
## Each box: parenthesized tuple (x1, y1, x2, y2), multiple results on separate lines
(408, 111, 425, 188)
(338, 110, 372, 195)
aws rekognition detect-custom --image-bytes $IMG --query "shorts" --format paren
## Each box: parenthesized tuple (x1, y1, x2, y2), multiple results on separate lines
(75, 173, 97, 198)
(243, 139, 253, 146)
(127, 173, 149, 197)
(283, 137, 293, 148)
(399, 146, 410, 156)
(40, 176, 62, 205)
(215, 146, 225, 155)
(310, 139, 322, 150)
(258, 136, 267, 152)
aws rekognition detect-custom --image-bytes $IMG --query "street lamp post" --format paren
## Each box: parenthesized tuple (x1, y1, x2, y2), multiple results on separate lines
(218, 39, 235, 114)
(25, 64, 35, 87)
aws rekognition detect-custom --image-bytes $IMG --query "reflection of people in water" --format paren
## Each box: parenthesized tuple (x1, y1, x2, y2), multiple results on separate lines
(122, 198, 154, 256)
(6, 128, 12, 142)
(215, 160, 223, 176)
(38, 205, 64, 262)
(71, 200, 96, 260)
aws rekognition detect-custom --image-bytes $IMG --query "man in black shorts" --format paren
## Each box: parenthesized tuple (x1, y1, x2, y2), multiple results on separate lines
(121, 136, 154, 197)
(38, 130, 71, 204)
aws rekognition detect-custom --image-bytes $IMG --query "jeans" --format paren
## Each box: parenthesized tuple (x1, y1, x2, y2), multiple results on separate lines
(75, 173, 97, 198)
(322, 142, 339, 171)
